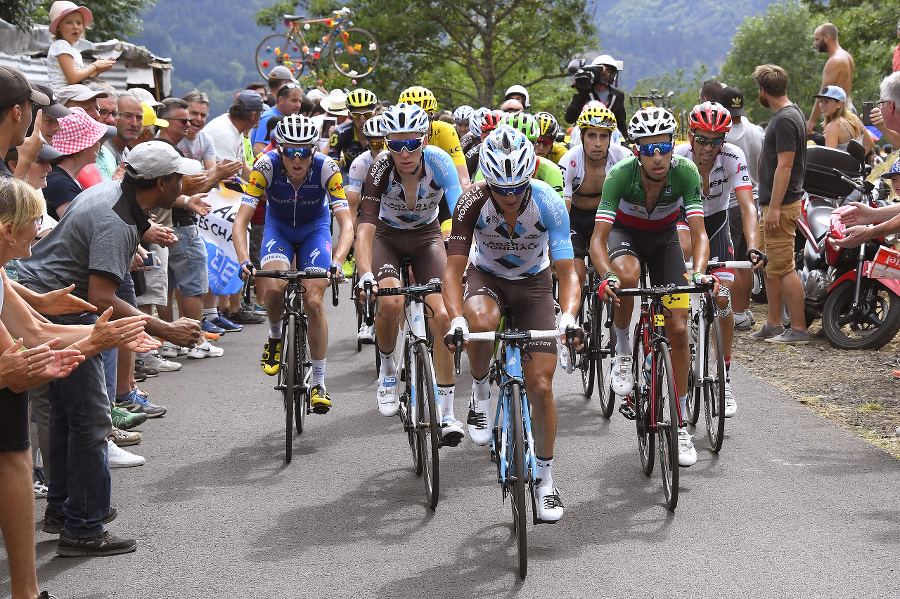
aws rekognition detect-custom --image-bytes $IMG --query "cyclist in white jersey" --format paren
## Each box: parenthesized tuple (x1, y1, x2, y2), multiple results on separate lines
(674, 101, 763, 417)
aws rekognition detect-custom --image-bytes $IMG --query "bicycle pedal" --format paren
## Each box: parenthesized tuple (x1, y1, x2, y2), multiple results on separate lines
(618, 402, 636, 420)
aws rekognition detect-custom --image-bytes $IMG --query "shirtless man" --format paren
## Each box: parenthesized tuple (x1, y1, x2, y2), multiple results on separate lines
(807, 23, 855, 136)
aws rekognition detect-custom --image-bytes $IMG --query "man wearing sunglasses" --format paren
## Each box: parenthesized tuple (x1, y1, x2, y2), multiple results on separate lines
(328, 88, 378, 173)
(590, 107, 714, 468)
(356, 103, 464, 442)
(234, 115, 353, 414)
(534, 111, 567, 165)
(675, 102, 763, 418)
(443, 126, 578, 522)
(252, 83, 304, 155)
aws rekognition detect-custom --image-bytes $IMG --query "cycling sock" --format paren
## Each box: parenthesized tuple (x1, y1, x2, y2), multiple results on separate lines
(473, 374, 490, 402)
(269, 321, 281, 340)
(614, 325, 631, 356)
(725, 355, 731, 373)
(535, 455, 553, 489)
(678, 394, 688, 421)
(437, 384, 455, 418)
(379, 350, 396, 377)
(202, 307, 217, 319)
(311, 359, 325, 387)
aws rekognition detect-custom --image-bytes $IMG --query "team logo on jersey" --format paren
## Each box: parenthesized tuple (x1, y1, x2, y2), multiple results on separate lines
(246, 171, 267, 197)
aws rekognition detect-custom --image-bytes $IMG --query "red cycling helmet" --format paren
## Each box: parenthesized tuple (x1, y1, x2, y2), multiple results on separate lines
(480, 109, 505, 136)
(688, 101, 732, 133)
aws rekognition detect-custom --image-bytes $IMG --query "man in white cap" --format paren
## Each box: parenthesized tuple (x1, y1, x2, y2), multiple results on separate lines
(15, 140, 204, 558)
(56, 83, 108, 121)
(565, 53, 627, 139)
(267, 65, 297, 102)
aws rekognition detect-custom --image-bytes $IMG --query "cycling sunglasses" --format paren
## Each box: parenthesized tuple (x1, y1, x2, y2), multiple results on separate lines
(350, 110, 376, 120)
(279, 145, 314, 159)
(368, 140, 385, 151)
(636, 141, 675, 156)
(692, 135, 725, 148)
(386, 136, 425, 153)
(489, 181, 530, 196)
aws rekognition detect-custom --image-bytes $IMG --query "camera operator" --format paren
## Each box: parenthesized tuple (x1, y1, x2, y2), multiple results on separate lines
(565, 54, 628, 140)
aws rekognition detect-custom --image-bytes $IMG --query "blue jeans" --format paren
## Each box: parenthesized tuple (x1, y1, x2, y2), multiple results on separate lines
(46, 312, 112, 538)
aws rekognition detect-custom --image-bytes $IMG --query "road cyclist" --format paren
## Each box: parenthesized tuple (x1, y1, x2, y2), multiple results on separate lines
(233, 115, 353, 413)
(443, 125, 580, 522)
(589, 107, 717, 467)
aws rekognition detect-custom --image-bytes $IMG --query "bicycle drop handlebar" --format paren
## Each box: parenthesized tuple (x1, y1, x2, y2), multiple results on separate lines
(253, 268, 339, 306)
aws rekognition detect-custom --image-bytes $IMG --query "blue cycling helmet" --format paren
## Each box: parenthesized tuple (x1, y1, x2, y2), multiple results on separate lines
(479, 125, 536, 189)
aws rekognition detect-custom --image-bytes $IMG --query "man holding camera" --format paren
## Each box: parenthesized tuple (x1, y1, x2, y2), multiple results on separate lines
(565, 54, 628, 141)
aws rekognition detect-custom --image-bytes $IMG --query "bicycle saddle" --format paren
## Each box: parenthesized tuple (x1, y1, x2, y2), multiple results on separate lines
(283, 14, 306, 21)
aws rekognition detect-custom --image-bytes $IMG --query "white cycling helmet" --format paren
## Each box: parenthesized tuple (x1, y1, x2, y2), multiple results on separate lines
(362, 114, 386, 138)
(275, 115, 319, 145)
(382, 102, 430, 135)
(504, 84, 530, 108)
(469, 107, 490, 138)
(479, 125, 536, 189)
(627, 107, 677, 140)
(453, 104, 474, 124)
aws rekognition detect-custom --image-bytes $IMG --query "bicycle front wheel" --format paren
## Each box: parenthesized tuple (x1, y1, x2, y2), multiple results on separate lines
(634, 337, 654, 475)
(295, 316, 308, 436)
(510, 382, 528, 579)
(256, 34, 307, 79)
(704, 317, 726, 452)
(415, 344, 440, 510)
(656, 345, 679, 511)
(596, 295, 615, 418)
(331, 27, 379, 78)
(283, 314, 296, 463)
(578, 283, 595, 398)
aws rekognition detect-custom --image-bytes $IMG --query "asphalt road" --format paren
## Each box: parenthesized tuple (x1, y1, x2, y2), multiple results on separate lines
(3, 291, 899, 598)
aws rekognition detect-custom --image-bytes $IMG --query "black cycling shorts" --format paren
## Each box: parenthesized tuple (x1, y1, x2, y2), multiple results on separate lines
(0, 387, 30, 452)
(569, 205, 595, 256)
(706, 209, 735, 282)
(608, 222, 688, 287)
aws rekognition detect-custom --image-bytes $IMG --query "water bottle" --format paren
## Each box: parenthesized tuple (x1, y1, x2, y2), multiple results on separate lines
(643, 353, 652, 388)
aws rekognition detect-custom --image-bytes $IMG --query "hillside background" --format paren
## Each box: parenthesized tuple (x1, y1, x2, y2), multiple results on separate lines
(132, 0, 776, 117)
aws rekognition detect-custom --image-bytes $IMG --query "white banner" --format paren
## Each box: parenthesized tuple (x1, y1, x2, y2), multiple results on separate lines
(197, 185, 246, 296)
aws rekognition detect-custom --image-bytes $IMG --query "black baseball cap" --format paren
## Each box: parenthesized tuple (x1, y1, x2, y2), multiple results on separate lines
(32, 84, 72, 119)
(0, 66, 50, 109)
(719, 86, 746, 117)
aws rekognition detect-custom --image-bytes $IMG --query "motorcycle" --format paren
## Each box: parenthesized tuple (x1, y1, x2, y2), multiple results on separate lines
(796, 145, 900, 350)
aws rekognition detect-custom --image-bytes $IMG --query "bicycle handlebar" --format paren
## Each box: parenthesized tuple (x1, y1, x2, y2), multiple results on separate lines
(377, 283, 442, 296)
(685, 249, 768, 272)
(467, 330, 559, 342)
(614, 283, 712, 297)
(254, 269, 331, 280)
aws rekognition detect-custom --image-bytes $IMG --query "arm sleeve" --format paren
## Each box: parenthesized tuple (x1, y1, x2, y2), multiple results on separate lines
(433, 123, 465, 167)
(322, 157, 349, 212)
(346, 154, 368, 194)
(88, 222, 135, 285)
(539, 160, 564, 199)
(560, 152, 574, 205)
(595, 163, 627, 225)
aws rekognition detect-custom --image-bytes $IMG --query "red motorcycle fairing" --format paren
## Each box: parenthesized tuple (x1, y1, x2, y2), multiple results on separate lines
(828, 266, 900, 296)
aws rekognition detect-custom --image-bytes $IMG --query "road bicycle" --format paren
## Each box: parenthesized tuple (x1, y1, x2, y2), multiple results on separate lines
(254, 7, 379, 80)
(374, 259, 449, 510)
(614, 277, 711, 511)
(685, 253, 766, 453)
(252, 267, 338, 463)
(573, 248, 615, 417)
(454, 316, 563, 579)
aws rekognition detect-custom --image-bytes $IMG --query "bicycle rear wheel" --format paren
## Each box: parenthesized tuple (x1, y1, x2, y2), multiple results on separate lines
(295, 316, 309, 435)
(634, 337, 654, 475)
(331, 27, 379, 78)
(256, 33, 307, 79)
(353, 268, 362, 352)
(415, 344, 440, 509)
(704, 317, 726, 452)
(578, 284, 595, 398)
(283, 314, 296, 463)
(686, 303, 701, 425)
(596, 295, 615, 418)
(509, 382, 528, 579)
(656, 345, 679, 511)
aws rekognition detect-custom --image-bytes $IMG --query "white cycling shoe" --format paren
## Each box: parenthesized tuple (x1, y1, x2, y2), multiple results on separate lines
(467, 397, 492, 446)
(611, 355, 634, 396)
(376, 376, 399, 417)
(440, 415, 465, 445)
(677, 427, 697, 467)
(723, 380, 737, 418)
(535, 485, 564, 523)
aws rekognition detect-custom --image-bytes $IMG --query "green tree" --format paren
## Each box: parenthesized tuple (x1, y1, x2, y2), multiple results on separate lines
(629, 64, 714, 139)
(719, 1, 821, 125)
(255, 0, 596, 112)
(3, 0, 155, 40)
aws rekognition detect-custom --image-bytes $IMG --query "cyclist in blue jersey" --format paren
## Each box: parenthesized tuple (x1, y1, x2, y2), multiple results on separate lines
(233, 115, 353, 413)
(356, 103, 465, 442)
(443, 126, 580, 522)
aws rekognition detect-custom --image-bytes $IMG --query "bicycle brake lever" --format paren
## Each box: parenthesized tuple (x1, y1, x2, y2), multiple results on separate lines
(453, 329, 463, 374)
(330, 266, 339, 307)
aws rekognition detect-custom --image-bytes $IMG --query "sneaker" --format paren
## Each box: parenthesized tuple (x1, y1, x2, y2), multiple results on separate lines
(57, 530, 137, 557)
(733, 309, 755, 331)
(376, 376, 399, 416)
(749, 323, 783, 340)
(440, 415, 465, 446)
(107, 439, 145, 468)
(677, 427, 697, 467)
(467, 396, 492, 446)
(201, 318, 226, 335)
(210, 313, 243, 332)
(357, 323, 375, 343)
(723, 380, 737, 418)
(253, 303, 267, 315)
(158, 341, 182, 359)
(535, 486, 564, 523)
(138, 350, 181, 372)
(187, 340, 224, 359)
(342, 254, 356, 279)
(611, 354, 634, 396)
(110, 404, 147, 430)
(109, 427, 142, 447)
(134, 359, 159, 379)
(202, 330, 220, 341)
(261, 338, 281, 375)
(115, 389, 167, 418)
(33, 468, 48, 499)
(43, 506, 117, 535)
(228, 307, 266, 325)
(133, 368, 146, 383)
(765, 327, 811, 345)
(37, 591, 57, 598)
(310, 384, 332, 414)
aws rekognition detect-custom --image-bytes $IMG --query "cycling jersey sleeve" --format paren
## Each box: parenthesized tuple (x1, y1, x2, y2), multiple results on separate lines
(359, 154, 389, 226)
(677, 157, 705, 221)
(446, 185, 488, 257)
(536, 158, 564, 199)
(594, 157, 632, 224)
(431, 148, 462, 215)
(431, 121, 466, 167)
(346, 152, 370, 195)
(320, 155, 349, 212)
(241, 152, 277, 210)
(727, 144, 752, 193)
(533, 181, 573, 261)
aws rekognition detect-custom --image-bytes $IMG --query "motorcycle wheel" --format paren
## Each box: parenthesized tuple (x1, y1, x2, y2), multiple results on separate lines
(822, 279, 900, 350)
